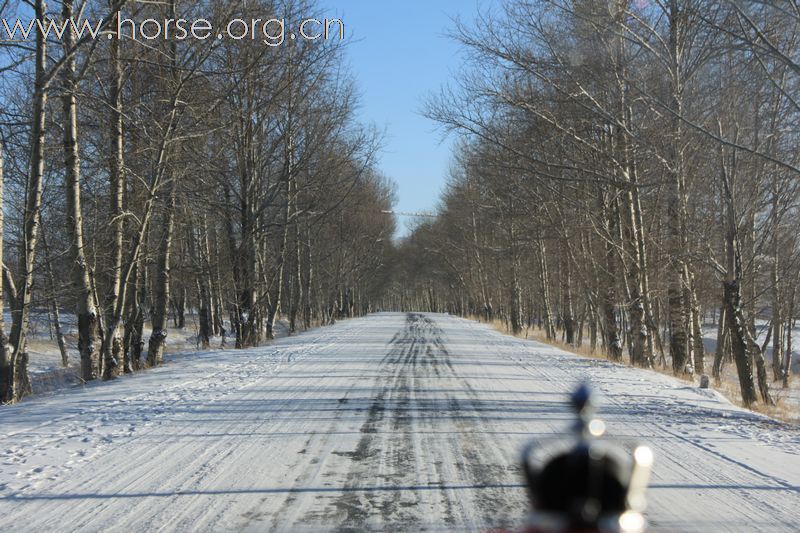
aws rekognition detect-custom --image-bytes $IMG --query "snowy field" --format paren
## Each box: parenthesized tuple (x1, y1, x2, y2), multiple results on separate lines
(701, 321, 800, 421)
(0, 313, 798, 532)
(16, 309, 289, 395)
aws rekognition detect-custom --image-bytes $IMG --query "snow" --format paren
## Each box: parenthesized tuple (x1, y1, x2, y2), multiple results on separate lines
(13, 309, 289, 395)
(0, 313, 798, 532)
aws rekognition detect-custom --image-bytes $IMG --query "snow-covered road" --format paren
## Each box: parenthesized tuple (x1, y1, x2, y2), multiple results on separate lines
(0, 313, 798, 532)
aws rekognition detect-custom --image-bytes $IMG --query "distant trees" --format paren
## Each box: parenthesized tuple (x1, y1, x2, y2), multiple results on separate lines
(0, 0, 395, 403)
(399, 0, 800, 407)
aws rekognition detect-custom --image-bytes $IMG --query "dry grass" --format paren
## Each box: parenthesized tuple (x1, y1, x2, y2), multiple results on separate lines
(478, 316, 798, 425)
(715, 378, 798, 422)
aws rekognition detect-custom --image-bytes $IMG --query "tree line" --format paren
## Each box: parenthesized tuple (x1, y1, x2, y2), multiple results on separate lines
(0, 0, 395, 403)
(392, 0, 800, 407)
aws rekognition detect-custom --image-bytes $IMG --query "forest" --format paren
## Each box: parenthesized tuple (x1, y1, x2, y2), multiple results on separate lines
(0, 0, 395, 403)
(1, 0, 798, 413)
(393, 0, 800, 408)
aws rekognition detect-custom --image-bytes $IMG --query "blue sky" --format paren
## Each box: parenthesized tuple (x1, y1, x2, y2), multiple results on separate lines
(326, 1, 494, 235)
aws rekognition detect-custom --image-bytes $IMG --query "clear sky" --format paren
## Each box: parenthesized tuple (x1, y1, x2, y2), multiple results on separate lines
(326, 1, 494, 235)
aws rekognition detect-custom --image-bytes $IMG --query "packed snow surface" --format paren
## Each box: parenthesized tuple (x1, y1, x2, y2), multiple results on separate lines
(0, 313, 797, 532)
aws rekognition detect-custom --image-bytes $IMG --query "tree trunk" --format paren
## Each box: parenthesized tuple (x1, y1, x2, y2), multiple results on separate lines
(668, 237, 690, 374)
(535, 238, 555, 340)
(289, 183, 302, 333)
(172, 289, 186, 329)
(751, 337, 773, 405)
(231, 182, 258, 348)
(771, 191, 783, 381)
(666, 0, 691, 376)
(190, 225, 212, 349)
(611, 21, 652, 367)
(622, 188, 648, 367)
(303, 224, 313, 330)
(690, 274, 705, 374)
(285, 180, 302, 331)
(198, 283, 212, 349)
(601, 193, 623, 360)
(0, 139, 12, 402)
(124, 257, 146, 370)
(62, 0, 102, 382)
(208, 222, 224, 336)
(783, 285, 795, 388)
(712, 304, 728, 381)
(102, 5, 126, 379)
(40, 228, 69, 368)
(632, 183, 657, 364)
(508, 214, 522, 335)
(8, 0, 49, 402)
(561, 247, 576, 346)
(724, 280, 757, 406)
(146, 179, 177, 367)
(722, 164, 761, 406)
